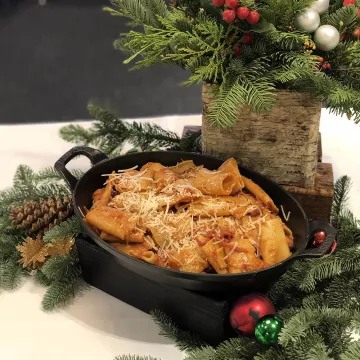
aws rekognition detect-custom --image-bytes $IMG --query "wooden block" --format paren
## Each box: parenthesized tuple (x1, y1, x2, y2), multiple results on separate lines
(318, 133, 322, 162)
(202, 87, 322, 188)
(283, 163, 334, 220)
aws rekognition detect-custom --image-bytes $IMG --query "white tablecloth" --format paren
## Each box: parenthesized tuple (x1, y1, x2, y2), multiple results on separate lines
(0, 111, 359, 360)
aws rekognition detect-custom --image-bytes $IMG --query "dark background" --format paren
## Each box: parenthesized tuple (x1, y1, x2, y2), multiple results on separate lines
(0, 0, 201, 124)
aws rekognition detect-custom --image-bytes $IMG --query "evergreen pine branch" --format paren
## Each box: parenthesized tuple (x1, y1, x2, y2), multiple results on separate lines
(341, 341, 360, 360)
(60, 104, 181, 154)
(41, 279, 86, 311)
(178, 130, 202, 152)
(33, 270, 52, 287)
(299, 248, 360, 292)
(321, 4, 358, 28)
(114, 356, 159, 360)
(151, 310, 207, 352)
(0, 261, 25, 290)
(127, 122, 180, 150)
(106, 0, 168, 27)
(43, 216, 82, 243)
(332, 176, 352, 221)
(183, 346, 217, 360)
(41, 252, 81, 282)
(59, 125, 98, 146)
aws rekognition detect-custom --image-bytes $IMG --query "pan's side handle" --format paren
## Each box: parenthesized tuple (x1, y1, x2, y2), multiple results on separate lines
(292, 219, 337, 260)
(55, 146, 108, 191)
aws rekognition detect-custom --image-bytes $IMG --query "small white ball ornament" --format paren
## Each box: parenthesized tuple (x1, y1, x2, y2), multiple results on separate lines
(310, 0, 330, 15)
(294, 8, 321, 33)
(314, 25, 340, 51)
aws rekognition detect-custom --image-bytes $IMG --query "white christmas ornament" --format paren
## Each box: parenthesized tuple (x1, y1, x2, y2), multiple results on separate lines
(314, 25, 340, 51)
(310, 0, 330, 15)
(294, 8, 320, 33)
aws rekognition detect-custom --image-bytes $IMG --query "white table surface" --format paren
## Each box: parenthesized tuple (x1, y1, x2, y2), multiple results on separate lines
(0, 111, 359, 360)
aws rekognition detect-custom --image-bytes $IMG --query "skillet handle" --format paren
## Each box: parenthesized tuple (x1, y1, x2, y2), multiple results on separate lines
(55, 146, 108, 191)
(292, 219, 337, 260)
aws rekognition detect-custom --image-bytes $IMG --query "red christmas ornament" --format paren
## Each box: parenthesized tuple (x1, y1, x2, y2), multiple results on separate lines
(343, 0, 356, 5)
(229, 293, 276, 336)
(242, 32, 254, 45)
(212, 0, 225, 7)
(223, 9, 236, 23)
(233, 45, 242, 56)
(247, 10, 260, 25)
(353, 28, 360, 37)
(225, 0, 238, 10)
(312, 230, 326, 247)
(237, 6, 250, 20)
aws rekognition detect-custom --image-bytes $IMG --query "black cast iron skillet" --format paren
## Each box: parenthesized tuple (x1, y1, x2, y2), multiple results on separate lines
(55, 146, 337, 292)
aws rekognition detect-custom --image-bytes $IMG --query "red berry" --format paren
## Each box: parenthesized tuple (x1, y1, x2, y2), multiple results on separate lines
(322, 64, 327, 70)
(222, 9, 236, 23)
(236, 6, 250, 20)
(326, 63, 331, 69)
(242, 32, 254, 44)
(318, 57, 324, 63)
(233, 45, 242, 56)
(247, 10, 260, 25)
(225, 0, 238, 10)
(353, 28, 360, 37)
(343, 0, 355, 5)
(212, 0, 225, 6)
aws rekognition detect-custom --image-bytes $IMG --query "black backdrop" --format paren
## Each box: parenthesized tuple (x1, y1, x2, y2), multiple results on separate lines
(0, 0, 201, 124)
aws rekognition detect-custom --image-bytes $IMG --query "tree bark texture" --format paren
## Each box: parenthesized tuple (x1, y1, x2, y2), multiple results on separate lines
(202, 85, 322, 188)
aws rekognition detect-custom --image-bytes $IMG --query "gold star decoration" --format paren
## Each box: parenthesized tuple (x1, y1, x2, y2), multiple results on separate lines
(16, 237, 48, 269)
(16, 236, 75, 270)
(47, 237, 75, 257)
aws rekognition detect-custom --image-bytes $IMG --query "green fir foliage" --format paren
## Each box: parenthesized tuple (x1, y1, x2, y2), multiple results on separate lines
(43, 216, 82, 243)
(114, 356, 159, 360)
(60, 104, 203, 156)
(107, 0, 360, 126)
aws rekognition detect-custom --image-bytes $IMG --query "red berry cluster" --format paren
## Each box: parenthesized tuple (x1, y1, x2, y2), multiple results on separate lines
(212, 0, 260, 25)
(314, 57, 331, 72)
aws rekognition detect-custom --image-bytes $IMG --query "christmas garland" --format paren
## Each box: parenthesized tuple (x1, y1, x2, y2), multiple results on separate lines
(0, 105, 359, 359)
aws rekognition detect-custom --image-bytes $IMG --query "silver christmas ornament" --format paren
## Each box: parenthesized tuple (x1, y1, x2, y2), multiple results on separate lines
(310, 0, 329, 15)
(314, 25, 340, 51)
(294, 8, 320, 33)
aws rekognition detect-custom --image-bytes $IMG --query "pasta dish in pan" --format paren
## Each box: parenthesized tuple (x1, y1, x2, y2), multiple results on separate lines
(84, 158, 294, 274)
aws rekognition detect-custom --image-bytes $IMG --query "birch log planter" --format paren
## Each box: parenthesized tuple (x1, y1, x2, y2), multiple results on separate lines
(202, 85, 322, 188)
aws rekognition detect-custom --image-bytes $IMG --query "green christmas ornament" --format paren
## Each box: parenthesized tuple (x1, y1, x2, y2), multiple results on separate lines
(255, 315, 283, 345)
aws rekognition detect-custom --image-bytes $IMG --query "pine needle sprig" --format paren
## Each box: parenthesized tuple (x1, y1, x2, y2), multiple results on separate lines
(332, 175, 352, 222)
(41, 278, 87, 312)
(60, 104, 181, 155)
(151, 310, 207, 352)
(43, 216, 82, 243)
(114, 356, 159, 360)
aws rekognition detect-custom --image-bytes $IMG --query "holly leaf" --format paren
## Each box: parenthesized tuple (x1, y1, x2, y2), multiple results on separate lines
(16, 237, 48, 269)
(252, 19, 274, 33)
(47, 237, 75, 257)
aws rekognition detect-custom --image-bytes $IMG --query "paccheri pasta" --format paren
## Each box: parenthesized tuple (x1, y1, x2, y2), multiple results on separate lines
(84, 158, 294, 274)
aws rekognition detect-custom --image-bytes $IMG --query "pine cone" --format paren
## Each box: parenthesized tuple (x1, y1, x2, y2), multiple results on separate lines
(10, 196, 74, 237)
